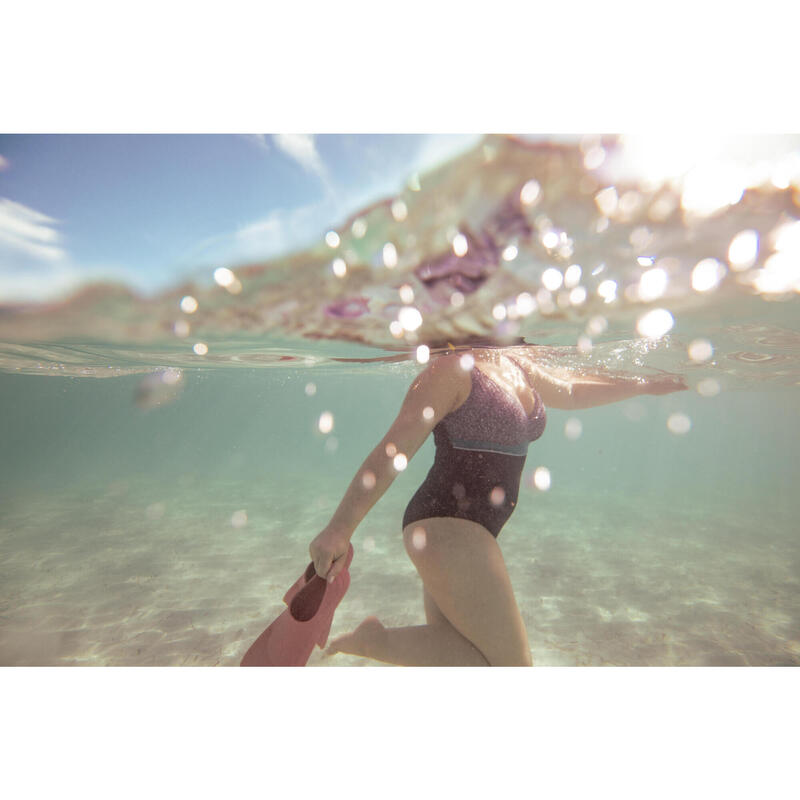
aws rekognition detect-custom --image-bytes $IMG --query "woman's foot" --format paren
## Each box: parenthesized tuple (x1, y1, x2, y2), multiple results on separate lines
(326, 616, 386, 658)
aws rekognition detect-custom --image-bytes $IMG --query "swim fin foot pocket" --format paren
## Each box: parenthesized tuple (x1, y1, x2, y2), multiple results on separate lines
(288, 570, 328, 622)
(240, 544, 354, 667)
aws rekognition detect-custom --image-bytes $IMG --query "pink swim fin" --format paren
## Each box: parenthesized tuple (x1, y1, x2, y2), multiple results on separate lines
(240, 544, 354, 667)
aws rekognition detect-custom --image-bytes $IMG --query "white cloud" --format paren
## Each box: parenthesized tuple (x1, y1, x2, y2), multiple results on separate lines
(0, 196, 139, 304)
(241, 134, 271, 153)
(412, 134, 483, 174)
(272, 134, 327, 178)
(233, 203, 324, 258)
(0, 230, 65, 263)
(0, 259, 146, 304)
(0, 262, 82, 302)
(0, 198, 64, 250)
(179, 200, 329, 272)
(188, 136, 487, 272)
(235, 215, 283, 241)
(0, 198, 69, 291)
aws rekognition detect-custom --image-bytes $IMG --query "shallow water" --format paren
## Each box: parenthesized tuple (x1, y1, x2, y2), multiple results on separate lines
(1, 367, 797, 666)
(1, 135, 798, 666)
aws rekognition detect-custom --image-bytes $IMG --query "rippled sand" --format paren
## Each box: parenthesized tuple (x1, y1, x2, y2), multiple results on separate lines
(1, 479, 797, 667)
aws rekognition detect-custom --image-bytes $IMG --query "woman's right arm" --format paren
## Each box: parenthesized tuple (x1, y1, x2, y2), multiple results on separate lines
(309, 353, 470, 580)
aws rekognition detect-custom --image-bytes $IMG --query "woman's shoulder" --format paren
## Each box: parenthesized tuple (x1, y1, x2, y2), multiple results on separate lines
(411, 351, 472, 409)
(417, 351, 472, 384)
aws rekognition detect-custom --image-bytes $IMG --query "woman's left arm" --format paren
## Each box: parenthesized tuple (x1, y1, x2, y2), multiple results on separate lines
(530, 364, 688, 410)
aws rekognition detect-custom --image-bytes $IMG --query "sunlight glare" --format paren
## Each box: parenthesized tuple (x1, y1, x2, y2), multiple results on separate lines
(230, 510, 248, 529)
(586, 315, 608, 336)
(542, 268, 563, 291)
(638, 268, 668, 302)
(180, 296, 198, 314)
(399, 284, 415, 304)
(398, 307, 423, 332)
(697, 378, 721, 397)
(383, 242, 398, 268)
(564, 418, 582, 441)
(516, 293, 535, 315)
(691, 258, 726, 292)
(667, 413, 691, 435)
(391, 199, 408, 222)
(597, 279, 617, 302)
(173, 320, 190, 338)
(636, 308, 674, 338)
(533, 467, 551, 491)
(727, 229, 759, 271)
(489, 486, 506, 506)
(213, 267, 236, 288)
(452, 233, 468, 257)
(688, 339, 714, 362)
(520, 179, 541, 206)
(542, 231, 559, 249)
(411, 527, 427, 550)
(569, 287, 587, 305)
(595, 187, 618, 217)
(564, 264, 582, 288)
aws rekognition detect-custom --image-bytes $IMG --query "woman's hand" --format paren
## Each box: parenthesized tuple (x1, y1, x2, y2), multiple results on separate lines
(309, 525, 352, 583)
(645, 373, 688, 395)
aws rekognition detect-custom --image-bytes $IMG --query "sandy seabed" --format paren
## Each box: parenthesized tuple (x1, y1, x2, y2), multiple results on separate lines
(1, 478, 798, 667)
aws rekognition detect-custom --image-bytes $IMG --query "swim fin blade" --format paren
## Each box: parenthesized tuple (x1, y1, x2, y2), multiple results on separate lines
(240, 543, 354, 667)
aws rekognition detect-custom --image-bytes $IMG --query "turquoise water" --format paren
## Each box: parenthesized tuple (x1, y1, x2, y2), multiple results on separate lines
(1, 135, 798, 666)
(1, 366, 797, 666)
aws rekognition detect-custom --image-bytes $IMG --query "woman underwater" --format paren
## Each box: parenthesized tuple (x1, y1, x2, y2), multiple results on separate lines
(309, 344, 687, 666)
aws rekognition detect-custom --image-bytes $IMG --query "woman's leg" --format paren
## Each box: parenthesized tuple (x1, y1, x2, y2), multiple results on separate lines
(327, 614, 489, 666)
(327, 517, 532, 666)
(326, 584, 488, 666)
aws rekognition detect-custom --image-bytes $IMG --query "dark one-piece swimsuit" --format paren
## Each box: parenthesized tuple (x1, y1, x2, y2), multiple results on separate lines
(402, 357, 547, 538)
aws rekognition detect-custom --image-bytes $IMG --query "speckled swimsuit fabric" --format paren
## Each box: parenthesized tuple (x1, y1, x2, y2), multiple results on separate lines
(403, 363, 546, 537)
(440, 362, 546, 455)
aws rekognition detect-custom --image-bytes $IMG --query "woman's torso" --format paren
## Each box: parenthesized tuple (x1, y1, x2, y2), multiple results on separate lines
(402, 351, 546, 537)
(438, 352, 547, 456)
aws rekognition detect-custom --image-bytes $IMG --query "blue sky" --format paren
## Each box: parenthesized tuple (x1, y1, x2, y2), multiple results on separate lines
(0, 134, 481, 302)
